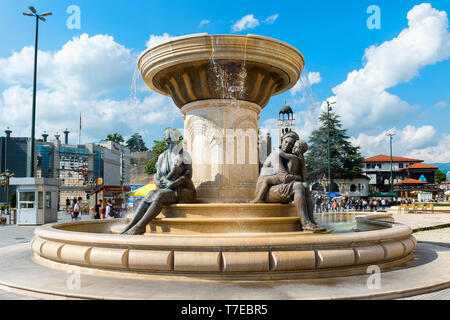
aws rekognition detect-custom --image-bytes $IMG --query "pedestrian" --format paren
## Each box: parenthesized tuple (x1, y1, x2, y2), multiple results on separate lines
(332, 199, 337, 212)
(105, 199, 114, 219)
(90, 199, 102, 220)
(71, 197, 83, 221)
(381, 199, 386, 210)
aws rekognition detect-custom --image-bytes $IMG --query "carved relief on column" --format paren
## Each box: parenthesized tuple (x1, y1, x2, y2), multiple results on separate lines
(182, 99, 261, 203)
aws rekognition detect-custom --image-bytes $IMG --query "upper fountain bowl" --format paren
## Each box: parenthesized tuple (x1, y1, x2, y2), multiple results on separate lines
(138, 33, 305, 108)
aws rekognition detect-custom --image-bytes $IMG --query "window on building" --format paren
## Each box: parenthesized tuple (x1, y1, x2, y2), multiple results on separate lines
(45, 192, 52, 209)
(399, 163, 403, 168)
(19, 192, 35, 209)
(350, 184, 356, 192)
(38, 192, 43, 209)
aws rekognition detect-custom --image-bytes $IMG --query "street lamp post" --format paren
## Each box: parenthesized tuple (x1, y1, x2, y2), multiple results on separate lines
(386, 133, 395, 193)
(23, 6, 52, 177)
(326, 100, 336, 193)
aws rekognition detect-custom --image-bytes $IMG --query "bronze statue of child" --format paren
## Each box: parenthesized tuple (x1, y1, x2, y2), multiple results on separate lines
(251, 139, 308, 203)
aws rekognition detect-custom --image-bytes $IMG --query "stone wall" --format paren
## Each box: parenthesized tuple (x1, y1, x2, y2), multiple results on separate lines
(130, 151, 154, 185)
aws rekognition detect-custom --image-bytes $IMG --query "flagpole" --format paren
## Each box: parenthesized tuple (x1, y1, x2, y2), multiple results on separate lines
(79, 112, 81, 145)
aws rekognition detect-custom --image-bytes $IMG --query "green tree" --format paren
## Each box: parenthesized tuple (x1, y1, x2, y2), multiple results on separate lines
(144, 140, 168, 175)
(305, 111, 364, 182)
(144, 128, 183, 175)
(435, 169, 446, 184)
(130, 157, 138, 166)
(126, 133, 148, 152)
(105, 133, 124, 144)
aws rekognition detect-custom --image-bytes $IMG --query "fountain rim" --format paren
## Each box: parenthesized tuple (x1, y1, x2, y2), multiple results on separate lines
(137, 33, 305, 65)
(33, 219, 413, 250)
(137, 33, 306, 98)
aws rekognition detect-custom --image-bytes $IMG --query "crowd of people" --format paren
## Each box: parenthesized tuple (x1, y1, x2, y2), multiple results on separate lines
(315, 197, 401, 213)
(67, 197, 118, 221)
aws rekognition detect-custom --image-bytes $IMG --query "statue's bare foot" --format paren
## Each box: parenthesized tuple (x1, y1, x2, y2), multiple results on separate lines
(123, 224, 146, 235)
(303, 223, 327, 233)
(250, 198, 264, 203)
(120, 225, 132, 234)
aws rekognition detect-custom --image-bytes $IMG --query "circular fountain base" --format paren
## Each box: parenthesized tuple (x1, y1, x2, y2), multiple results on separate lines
(1, 241, 449, 300)
(29, 204, 416, 280)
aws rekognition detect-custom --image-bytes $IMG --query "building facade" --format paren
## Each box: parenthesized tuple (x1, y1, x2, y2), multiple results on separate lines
(310, 176, 370, 199)
(1, 130, 130, 209)
(362, 154, 439, 197)
(362, 154, 424, 192)
(0, 133, 31, 204)
(258, 132, 272, 168)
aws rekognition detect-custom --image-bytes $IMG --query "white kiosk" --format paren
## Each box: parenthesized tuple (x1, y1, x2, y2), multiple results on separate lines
(9, 177, 61, 225)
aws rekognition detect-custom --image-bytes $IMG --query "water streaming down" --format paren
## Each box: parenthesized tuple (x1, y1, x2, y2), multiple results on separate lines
(209, 35, 248, 101)
(129, 64, 140, 104)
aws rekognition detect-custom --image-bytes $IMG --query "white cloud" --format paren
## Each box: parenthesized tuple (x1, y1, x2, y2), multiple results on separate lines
(145, 33, 175, 48)
(290, 71, 322, 95)
(434, 101, 448, 108)
(0, 33, 182, 145)
(0, 34, 135, 100)
(198, 20, 211, 28)
(407, 134, 450, 163)
(324, 3, 450, 129)
(350, 124, 441, 161)
(231, 14, 260, 32)
(0, 84, 181, 144)
(263, 14, 279, 24)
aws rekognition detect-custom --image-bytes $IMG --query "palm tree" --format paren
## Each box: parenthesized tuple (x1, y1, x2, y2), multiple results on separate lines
(105, 133, 124, 144)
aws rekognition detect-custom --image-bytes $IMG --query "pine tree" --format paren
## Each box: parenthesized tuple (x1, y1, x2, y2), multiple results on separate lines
(126, 133, 148, 152)
(306, 111, 364, 182)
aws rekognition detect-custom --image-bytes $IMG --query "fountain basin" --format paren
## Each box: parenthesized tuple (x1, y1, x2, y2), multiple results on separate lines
(30, 208, 416, 280)
(138, 33, 304, 107)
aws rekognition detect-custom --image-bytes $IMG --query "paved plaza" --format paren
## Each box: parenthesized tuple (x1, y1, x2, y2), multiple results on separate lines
(0, 211, 449, 300)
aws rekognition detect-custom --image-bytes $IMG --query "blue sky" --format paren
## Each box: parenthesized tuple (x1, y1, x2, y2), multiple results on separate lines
(0, 0, 449, 162)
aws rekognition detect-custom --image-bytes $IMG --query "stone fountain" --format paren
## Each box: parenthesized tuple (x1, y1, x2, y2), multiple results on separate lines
(29, 34, 416, 280)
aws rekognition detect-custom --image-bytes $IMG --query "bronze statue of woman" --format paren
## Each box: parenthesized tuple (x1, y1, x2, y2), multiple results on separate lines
(121, 128, 196, 235)
(255, 131, 326, 232)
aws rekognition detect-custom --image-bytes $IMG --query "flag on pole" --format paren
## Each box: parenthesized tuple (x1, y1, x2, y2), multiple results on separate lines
(79, 112, 82, 145)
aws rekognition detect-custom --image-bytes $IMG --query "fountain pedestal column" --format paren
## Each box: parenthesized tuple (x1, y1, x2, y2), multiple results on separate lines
(182, 99, 260, 203)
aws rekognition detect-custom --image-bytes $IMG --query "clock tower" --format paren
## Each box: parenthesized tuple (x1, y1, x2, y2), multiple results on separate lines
(277, 104, 295, 145)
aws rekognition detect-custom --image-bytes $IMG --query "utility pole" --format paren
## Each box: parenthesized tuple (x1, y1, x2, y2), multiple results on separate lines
(386, 133, 395, 193)
(23, 7, 52, 177)
(326, 100, 336, 193)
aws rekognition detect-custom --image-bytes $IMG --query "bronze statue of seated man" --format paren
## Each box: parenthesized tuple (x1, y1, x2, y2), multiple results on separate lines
(121, 128, 196, 235)
(254, 131, 326, 232)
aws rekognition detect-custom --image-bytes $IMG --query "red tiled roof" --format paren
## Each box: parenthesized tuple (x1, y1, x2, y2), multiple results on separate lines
(394, 178, 428, 185)
(363, 154, 423, 163)
(401, 163, 438, 170)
